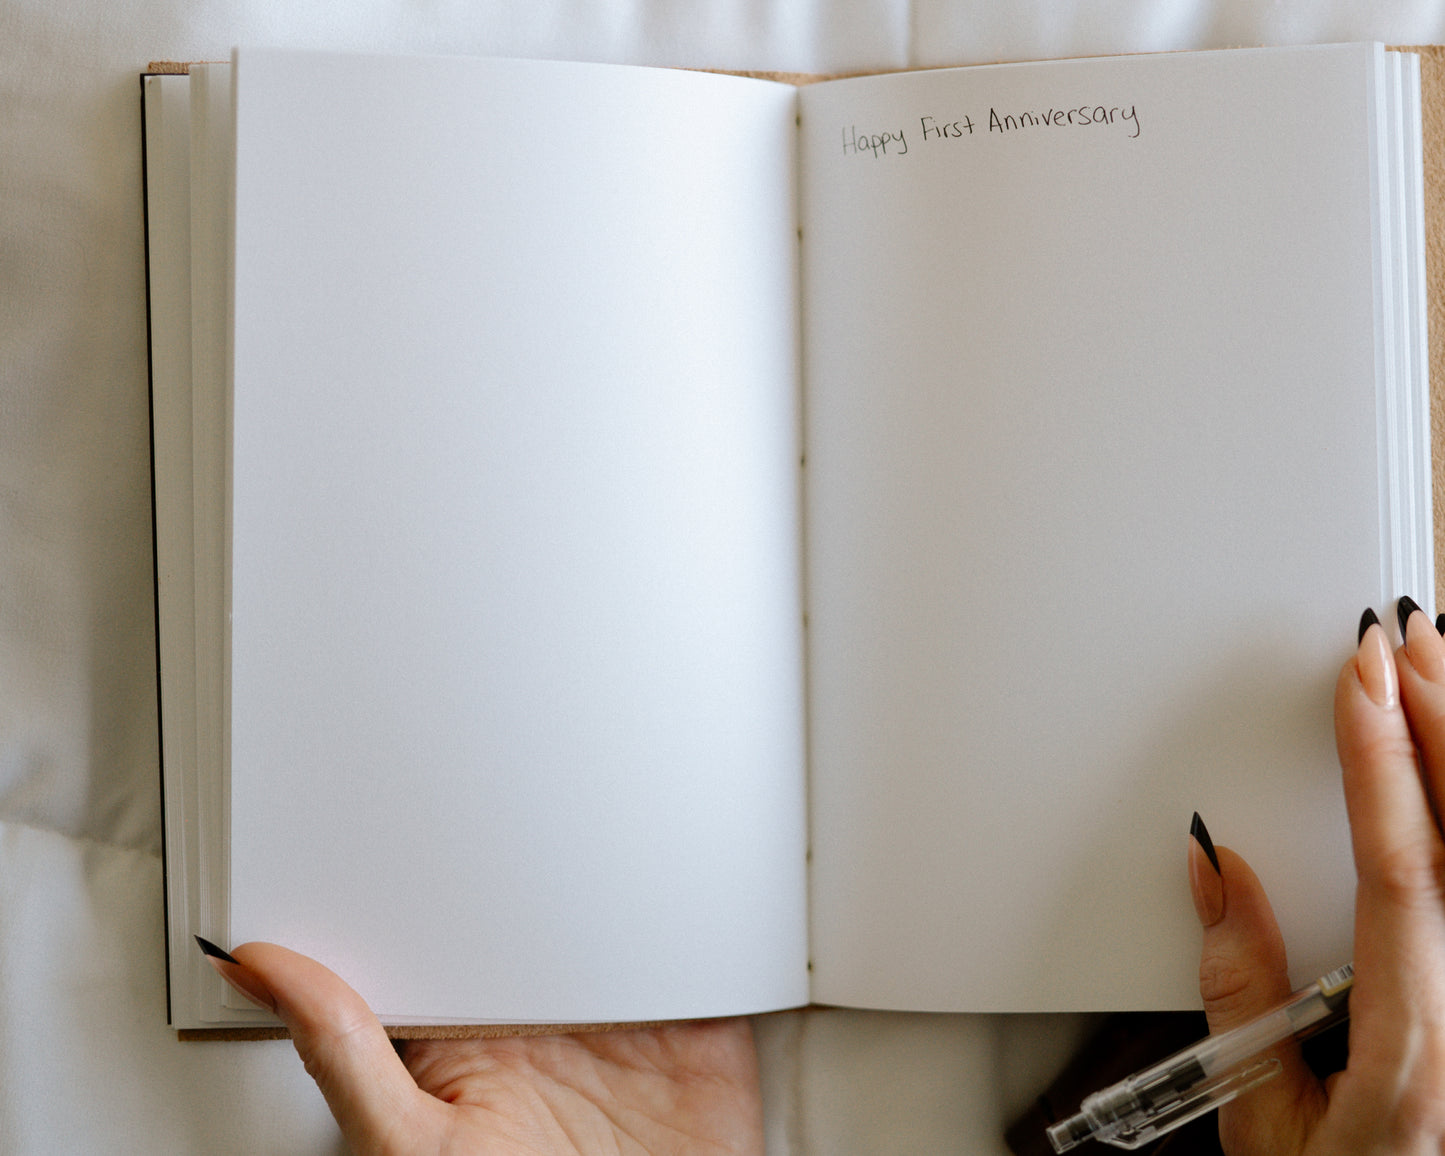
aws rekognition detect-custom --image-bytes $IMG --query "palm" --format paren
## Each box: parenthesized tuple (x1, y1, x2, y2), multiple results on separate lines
(394, 1020, 764, 1156)
(214, 944, 765, 1156)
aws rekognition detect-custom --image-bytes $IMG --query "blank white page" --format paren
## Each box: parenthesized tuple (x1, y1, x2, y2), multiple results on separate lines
(226, 51, 807, 1022)
(801, 45, 1393, 1010)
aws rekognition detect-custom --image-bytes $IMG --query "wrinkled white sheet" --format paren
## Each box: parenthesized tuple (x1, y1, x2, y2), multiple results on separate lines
(5, 2, 1445, 1152)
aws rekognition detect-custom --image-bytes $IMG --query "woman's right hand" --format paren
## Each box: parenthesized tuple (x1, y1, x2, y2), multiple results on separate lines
(1189, 601, 1445, 1155)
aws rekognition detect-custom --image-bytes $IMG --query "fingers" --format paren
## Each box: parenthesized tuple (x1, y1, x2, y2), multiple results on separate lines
(1337, 611, 1445, 995)
(1190, 822, 1324, 1153)
(200, 941, 437, 1153)
(1185, 603, 1445, 1156)
(1392, 599, 1445, 833)
(1315, 605, 1445, 1149)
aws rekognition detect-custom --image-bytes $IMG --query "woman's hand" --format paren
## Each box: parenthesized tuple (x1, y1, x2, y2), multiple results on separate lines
(200, 941, 764, 1156)
(1192, 600, 1445, 1155)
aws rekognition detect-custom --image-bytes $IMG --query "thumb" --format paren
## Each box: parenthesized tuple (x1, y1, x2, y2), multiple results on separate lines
(1189, 816, 1324, 1154)
(198, 938, 438, 1152)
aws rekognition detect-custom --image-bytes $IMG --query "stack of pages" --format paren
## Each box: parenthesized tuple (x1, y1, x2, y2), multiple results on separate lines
(144, 43, 1430, 1032)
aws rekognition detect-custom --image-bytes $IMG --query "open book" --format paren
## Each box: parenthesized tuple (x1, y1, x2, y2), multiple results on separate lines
(143, 44, 1432, 1033)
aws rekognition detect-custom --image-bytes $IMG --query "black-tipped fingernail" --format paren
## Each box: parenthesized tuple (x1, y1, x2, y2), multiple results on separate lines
(195, 935, 239, 965)
(1359, 607, 1380, 644)
(1190, 812, 1220, 875)
(1397, 596, 1423, 639)
(1435, 613, 1444, 636)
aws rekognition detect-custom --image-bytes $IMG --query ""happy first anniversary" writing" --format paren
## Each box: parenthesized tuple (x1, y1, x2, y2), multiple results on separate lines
(842, 102, 1141, 158)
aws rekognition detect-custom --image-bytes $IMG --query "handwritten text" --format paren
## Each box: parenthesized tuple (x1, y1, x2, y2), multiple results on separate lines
(987, 104, 1140, 138)
(841, 124, 909, 158)
(837, 100, 1142, 161)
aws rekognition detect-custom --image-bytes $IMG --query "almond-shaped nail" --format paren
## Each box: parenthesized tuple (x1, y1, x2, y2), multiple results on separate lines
(1397, 595, 1423, 640)
(1400, 597, 1445, 682)
(1356, 613, 1398, 707)
(1189, 812, 1223, 926)
(195, 935, 239, 964)
(194, 935, 277, 1012)
(1436, 612, 1445, 636)
(1359, 607, 1380, 643)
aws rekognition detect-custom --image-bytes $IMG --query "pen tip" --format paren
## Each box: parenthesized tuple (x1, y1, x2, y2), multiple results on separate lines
(1046, 1113, 1092, 1153)
(194, 935, 239, 965)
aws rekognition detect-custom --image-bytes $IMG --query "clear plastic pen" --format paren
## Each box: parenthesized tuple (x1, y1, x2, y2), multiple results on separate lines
(1046, 963, 1354, 1151)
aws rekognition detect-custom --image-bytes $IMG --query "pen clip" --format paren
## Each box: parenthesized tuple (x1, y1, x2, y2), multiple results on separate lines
(1095, 1056, 1282, 1150)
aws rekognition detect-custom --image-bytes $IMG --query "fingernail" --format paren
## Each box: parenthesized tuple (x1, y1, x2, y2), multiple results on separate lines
(194, 935, 277, 1012)
(1400, 597, 1445, 682)
(1436, 613, 1445, 636)
(1397, 595, 1423, 640)
(195, 935, 239, 964)
(1356, 613, 1398, 707)
(1359, 607, 1380, 643)
(1189, 812, 1224, 926)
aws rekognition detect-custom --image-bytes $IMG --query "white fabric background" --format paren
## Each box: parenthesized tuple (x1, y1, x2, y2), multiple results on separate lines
(4, 3, 1444, 1152)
